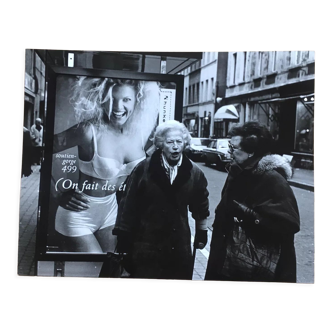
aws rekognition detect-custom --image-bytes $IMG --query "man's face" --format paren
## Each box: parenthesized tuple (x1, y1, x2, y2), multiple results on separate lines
(162, 129, 185, 166)
(35, 119, 41, 127)
(228, 135, 250, 165)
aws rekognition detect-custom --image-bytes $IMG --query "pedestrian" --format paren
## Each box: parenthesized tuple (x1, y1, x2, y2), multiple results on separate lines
(22, 126, 33, 177)
(113, 120, 210, 280)
(205, 121, 300, 283)
(30, 117, 43, 165)
(53, 78, 160, 254)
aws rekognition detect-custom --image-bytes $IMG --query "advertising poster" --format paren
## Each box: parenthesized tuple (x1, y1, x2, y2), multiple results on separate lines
(45, 74, 177, 254)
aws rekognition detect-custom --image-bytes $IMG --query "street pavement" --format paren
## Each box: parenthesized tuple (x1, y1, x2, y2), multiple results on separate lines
(18, 163, 314, 283)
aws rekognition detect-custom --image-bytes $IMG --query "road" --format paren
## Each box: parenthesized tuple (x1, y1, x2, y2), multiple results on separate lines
(196, 161, 315, 284)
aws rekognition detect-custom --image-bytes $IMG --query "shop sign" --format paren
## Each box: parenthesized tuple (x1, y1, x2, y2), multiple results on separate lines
(24, 94, 34, 103)
(25, 73, 35, 92)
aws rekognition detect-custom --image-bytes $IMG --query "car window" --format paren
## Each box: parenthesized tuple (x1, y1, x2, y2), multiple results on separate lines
(191, 138, 201, 146)
(207, 141, 215, 148)
(192, 138, 212, 146)
(201, 139, 212, 146)
(217, 140, 229, 149)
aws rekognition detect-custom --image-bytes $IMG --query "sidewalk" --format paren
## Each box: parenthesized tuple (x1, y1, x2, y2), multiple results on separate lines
(189, 216, 211, 281)
(288, 168, 314, 192)
(18, 165, 40, 276)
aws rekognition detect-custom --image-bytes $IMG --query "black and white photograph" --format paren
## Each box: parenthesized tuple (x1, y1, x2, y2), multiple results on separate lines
(18, 50, 314, 282)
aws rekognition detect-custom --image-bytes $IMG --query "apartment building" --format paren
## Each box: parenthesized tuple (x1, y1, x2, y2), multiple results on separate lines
(223, 51, 314, 168)
(181, 52, 228, 138)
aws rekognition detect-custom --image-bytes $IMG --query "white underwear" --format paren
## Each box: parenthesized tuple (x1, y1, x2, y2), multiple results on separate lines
(55, 192, 118, 237)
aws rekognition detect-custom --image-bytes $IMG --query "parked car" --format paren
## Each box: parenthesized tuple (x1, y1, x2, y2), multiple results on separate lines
(185, 137, 213, 161)
(202, 138, 232, 170)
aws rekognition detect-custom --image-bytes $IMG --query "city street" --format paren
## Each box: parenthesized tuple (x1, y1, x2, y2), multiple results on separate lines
(195, 161, 314, 283)
(18, 162, 314, 283)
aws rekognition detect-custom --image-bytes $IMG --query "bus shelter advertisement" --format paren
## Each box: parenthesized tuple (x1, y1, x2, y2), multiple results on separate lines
(45, 73, 178, 254)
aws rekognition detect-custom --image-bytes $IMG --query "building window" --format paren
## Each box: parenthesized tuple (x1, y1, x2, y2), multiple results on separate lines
(206, 52, 210, 63)
(214, 121, 224, 138)
(233, 53, 237, 84)
(302, 51, 310, 62)
(196, 83, 200, 103)
(258, 52, 263, 76)
(296, 51, 302, 65)
(250, 52, 256, 78)
(243, 52, 247, 81)
(295, 99, 314, 154)
(286, 51, 292, 67)
(261, 52, 269, 75)
(202, 81, 205, 101)
(210, 78, 214, 100)
(189, 85, 192, 104)
(205, 79, 209, 101)
(272, 51, 277, 72)
(201, 82, 204, 102)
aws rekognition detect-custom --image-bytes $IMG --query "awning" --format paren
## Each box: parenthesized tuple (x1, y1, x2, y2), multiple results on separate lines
(258, 93, 314, 104)
(214, 104, 239, 121)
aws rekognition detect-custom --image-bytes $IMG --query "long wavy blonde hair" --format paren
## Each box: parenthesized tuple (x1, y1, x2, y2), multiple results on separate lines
(70, 76, 160, 140)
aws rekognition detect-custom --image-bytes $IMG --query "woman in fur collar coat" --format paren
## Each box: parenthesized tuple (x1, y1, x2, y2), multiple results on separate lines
(114, 120, 209, 280)
(205, 122, 300, 283)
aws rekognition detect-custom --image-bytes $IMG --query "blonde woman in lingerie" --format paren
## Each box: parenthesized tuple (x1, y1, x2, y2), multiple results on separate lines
(53, 77, 160, 253)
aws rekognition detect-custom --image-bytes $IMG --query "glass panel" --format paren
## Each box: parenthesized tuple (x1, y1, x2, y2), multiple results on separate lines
(294, 100, 314, 153)
(217, 139, 228, 148)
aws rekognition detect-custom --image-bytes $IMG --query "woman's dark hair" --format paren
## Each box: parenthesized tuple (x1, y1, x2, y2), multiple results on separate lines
(229, 121, 273, 157)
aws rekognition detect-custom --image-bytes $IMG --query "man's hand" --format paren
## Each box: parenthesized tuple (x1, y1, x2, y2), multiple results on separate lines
(59, 189, 90, 212)
(194, 229, 208, 249)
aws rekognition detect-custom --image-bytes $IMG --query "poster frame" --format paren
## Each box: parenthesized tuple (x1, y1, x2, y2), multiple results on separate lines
(36, 65, 184, 263)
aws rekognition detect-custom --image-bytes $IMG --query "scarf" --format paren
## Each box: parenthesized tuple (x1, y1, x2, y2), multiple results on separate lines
(161, 152, 183, 185)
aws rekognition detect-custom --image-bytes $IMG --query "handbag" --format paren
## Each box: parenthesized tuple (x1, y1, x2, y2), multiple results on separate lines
(221, 224, 281, 282)
(99, 252, 130, 278)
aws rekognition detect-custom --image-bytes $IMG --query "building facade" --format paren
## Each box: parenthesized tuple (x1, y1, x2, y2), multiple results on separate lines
(178, 50, 228, 137)
(223, 51, 314, 169)
(24, 50, 46, 129)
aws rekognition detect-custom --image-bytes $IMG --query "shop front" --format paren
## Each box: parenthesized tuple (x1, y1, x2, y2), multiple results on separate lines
(24, 73, 36, 129)
(257, 93, 314, 169)
(213, 104, 239, 138)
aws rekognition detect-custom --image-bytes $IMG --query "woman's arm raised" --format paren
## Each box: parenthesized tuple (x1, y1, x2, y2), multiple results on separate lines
(53, 123, 91, 153)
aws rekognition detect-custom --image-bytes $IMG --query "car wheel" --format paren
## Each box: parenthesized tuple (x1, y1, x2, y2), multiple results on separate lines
(204, 158, 211, 166)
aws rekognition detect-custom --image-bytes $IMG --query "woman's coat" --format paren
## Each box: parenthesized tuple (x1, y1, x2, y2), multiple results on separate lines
(205, 154, 300, 282)
(115, 149, 209, 280)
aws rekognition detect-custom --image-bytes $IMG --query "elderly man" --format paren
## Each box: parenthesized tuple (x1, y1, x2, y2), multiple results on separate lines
(30, 117, 43, 165)
(113, 120, 209, 280)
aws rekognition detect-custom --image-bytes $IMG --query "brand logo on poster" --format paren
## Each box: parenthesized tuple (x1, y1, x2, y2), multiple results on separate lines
(159, 89, 176, 124)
